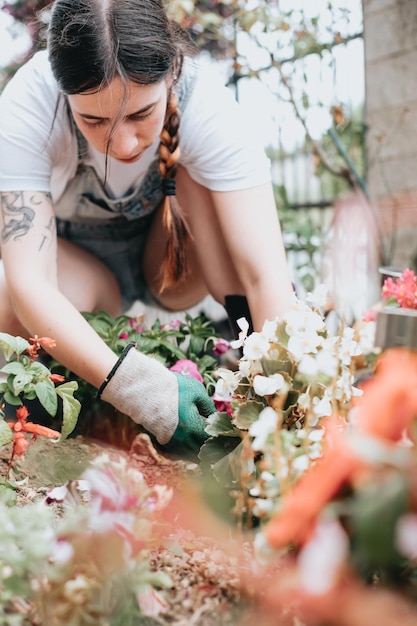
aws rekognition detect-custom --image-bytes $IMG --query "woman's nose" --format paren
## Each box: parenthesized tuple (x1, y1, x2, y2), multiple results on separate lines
(111, 123, 140, 158)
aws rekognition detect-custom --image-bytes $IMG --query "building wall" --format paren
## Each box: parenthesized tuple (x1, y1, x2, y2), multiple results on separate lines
(363, 0, 417, 269)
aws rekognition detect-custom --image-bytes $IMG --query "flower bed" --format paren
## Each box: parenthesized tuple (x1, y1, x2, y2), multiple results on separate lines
(1, 274, 417, 624)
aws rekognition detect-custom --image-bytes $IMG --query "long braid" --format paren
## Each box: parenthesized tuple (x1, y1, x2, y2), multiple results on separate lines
(158, 90, 191, 291)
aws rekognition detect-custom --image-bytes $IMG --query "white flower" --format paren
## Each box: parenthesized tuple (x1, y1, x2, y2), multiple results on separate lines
(261, 318, 279, 341)
(230, 317, 250, 349)
(292, 454, 309, 472)
(316, 349, 338, 377)
(285, 303, 325, 337)
(50, 540, 74, 565)
(238, 358, 263, 378)
(297, 348, 338, 380)
(298, 519, 349, 595)
(253, 498, 274, 517)
(287, 333, 322, 360)
(297, 392, 311, 411)
(249, 407, 278, 451)
(313, 396, 332, 419)
(396, 513, 417, 559)
(338, 327, 362, 366)
(357, 321, 378, 355)
(297, 354, 318, 377)
(308, 428, 325, 442)
(215, 367, 239, 398)
(305, 283, 329, 309)
(253, 373, 288, 396)
(243, 332, 270, 360)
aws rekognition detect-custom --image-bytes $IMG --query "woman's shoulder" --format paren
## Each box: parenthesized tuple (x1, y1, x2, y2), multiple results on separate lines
(1, 50, 59, 104)
(179, 56, 232, 112)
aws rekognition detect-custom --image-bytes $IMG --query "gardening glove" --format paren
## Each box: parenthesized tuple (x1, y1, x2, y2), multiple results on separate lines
(98, 343, 215, 461)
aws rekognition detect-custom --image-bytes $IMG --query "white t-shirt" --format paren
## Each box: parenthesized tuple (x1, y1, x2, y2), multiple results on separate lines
(0, 50, 271, 204)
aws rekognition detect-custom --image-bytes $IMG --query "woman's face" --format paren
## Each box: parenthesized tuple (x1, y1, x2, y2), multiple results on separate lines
(67, 77, 169, 163)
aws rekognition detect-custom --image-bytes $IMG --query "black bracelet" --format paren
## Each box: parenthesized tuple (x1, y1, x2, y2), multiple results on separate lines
(96, 342, 137, 399)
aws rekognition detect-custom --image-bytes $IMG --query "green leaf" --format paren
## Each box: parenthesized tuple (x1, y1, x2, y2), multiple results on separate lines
(188, 335, 205, 358)
(35, 380, 58, 416)
(0, 333, 29, 360)
(260, 356, 293, 376)
(350, 471, 409, 576)
(12, 372, 33, 396)
(199, 434, 242, 472)
(155, 339, 186, 361)
(234, 400, 264, 430)
(212, 440, 251, 489)
(1, 361, 26, 375)
(56, 381, 81, 440)
(0, 479, 17, 506)
(205, 412, 241, 438)
(196, 354, 218, 374)
(4, 391, 22, 406)
(135, 337, 163, 353)
(0, 420, 12, 446)
(27, 361, 51, 378)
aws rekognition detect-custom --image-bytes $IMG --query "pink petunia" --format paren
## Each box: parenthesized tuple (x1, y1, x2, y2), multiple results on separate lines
(169, 359, 203, 383)
(213, 338, 231, 355)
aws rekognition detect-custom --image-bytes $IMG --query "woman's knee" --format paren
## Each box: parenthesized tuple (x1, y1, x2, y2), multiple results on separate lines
(0, 264, 27, 336)
(57, 239, 121, 315)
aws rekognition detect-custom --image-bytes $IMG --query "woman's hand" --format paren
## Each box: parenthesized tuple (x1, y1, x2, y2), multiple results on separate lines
(99, 344, 215, 462)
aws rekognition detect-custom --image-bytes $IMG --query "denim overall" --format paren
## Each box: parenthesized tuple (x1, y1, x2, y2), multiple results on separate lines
(54, 63, 197, 312)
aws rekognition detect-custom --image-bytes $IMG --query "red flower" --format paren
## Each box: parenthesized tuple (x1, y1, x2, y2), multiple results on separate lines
(212, 393, 233, 416)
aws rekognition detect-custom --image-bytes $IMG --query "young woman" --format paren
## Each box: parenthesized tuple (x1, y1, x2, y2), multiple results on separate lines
(0, 0, 294, 459)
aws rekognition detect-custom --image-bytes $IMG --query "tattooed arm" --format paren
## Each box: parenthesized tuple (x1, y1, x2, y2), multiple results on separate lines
(0, 191, 118, 386)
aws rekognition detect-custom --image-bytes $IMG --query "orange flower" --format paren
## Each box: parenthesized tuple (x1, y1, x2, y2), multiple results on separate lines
(27, 335, 57, 360)
(49, 373, 65, 383)
(16, 405, 29, 422)
(29, 336, 57, 350)
(7, 404, 61, 466)
(265, 417, 363, 549)
(354, 348, 417, 441)
(265, 348, 417, 550)
(12, 432, 29, 457)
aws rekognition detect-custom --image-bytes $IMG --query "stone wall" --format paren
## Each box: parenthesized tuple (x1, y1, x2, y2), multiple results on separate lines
(363, 0, 417, 269)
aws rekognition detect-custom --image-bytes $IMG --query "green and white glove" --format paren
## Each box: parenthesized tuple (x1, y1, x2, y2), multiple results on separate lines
(98, 344, 215, 461)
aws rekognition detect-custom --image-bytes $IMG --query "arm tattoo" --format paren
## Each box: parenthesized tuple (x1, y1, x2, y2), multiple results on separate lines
(39, 216, 56, 252)
(0, 192, 51, 244)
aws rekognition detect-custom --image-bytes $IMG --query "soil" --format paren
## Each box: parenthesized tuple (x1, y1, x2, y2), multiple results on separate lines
(0, 432, 259, 626)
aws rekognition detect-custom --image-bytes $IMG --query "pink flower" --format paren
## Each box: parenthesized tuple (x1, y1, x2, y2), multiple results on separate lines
(169, 359, 203, 383)
(119, 332, 129, 339)
(382, 268, 417, 309)
(213, 338, 230, 355)
(212, 392, 233, 416)
(362, 308, 376, 322)
(162, 319, 182, 331)
(129, 318, 145, 333)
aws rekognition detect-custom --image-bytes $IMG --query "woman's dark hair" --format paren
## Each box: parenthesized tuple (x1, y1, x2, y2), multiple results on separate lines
(48, 0, 197, 289)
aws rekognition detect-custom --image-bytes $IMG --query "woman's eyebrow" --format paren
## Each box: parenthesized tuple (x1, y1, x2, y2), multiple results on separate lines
(79, 103, 157, 121)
